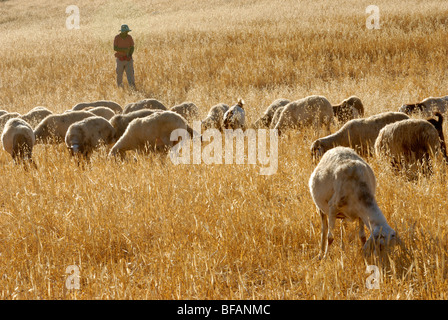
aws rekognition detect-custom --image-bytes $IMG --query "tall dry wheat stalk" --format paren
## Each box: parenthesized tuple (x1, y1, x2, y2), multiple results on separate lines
(0, 0, 448, 299)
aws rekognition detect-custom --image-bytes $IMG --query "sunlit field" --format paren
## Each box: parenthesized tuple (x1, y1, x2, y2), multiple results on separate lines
(1, 0, 448, 300)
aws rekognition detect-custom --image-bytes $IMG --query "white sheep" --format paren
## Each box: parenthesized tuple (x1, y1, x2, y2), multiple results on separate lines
(374, 118, 447, 178)
(109, 111, 194, 158)
(65, 116, 117, 159)
(0, 112, 21, 134)
(399, 96, 448, 116)
(84, 106, 116, 120)
(1, 118, 36, 165)
(170, 102, 200, 123)
(274, 95, 333, 135)
(71, 100, 123, 114)
(20, 106, 53, 129)
(309, 146, 398, 259)
(252, 98, 290, 129)
(34, 110, 96, 144)
(109, 109, 163, 139)
(332, 95, 364, 123)
(122, 98, 167, 114)
(310, 111, 410, 160)
(201, 103, 230, 131)
(223, 99, 246, 130)
(269, 106, 285, 129)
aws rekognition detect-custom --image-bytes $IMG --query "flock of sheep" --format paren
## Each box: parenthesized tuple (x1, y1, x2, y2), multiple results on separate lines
(1, 93, 447, 259)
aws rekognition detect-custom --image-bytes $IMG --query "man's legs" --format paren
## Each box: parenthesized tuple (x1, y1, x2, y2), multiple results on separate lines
(124, 59, 136, 89)
(116, 59, 126, 88)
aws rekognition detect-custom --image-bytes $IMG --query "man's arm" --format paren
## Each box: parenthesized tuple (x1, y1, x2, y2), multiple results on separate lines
(114, 45, 129, 53)
(128, 46, 134, 57)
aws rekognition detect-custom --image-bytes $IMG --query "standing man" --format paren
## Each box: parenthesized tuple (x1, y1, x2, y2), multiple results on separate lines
(114, 24, 135, 89)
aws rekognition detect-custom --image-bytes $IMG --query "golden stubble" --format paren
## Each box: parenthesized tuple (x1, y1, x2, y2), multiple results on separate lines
(0, 0, 448, 299)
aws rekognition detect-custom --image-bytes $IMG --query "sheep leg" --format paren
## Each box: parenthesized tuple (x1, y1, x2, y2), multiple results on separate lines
(358, 218, 367, 245)
(327, 205, 337, 247)
(319, 209, 328, 259)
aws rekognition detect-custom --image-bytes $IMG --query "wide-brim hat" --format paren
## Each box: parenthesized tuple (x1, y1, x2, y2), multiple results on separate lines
(120, 24, 131, 32)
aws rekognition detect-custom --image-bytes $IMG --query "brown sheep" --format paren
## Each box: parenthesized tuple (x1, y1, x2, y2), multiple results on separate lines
(332, 96, 364, 123)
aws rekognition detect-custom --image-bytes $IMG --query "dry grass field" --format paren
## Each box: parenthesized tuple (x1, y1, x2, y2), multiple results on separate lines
(1, 0, 448, 300)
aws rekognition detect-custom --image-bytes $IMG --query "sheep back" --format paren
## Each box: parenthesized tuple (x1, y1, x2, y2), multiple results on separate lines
(123, 99, 167, 114)
(274, 95, 333, 133)
(253, 98, 290, 129)
(109, 111, 191, 156)
(72, 100, 123, 114)
(1, 118, 35, 160)
(34, 111, 96, 144)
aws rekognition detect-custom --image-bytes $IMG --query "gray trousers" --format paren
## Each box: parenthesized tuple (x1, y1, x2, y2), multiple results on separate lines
(116, 58, 135, 88)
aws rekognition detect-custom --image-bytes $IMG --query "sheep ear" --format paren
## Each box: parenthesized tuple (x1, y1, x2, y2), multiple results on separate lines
(238, 99, 245, 108)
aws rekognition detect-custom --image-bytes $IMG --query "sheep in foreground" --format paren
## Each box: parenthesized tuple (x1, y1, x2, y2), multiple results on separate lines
(269, 106, 285, 129)
(170, 102, 200, 123)
(332, 96, 364, 123)
(0, 112, 21, 133)
(109, 111, 194, 158)
(309, 146, 398, 259)
(374, 118, 447, 178)
(252, 98, 290, 129)
(109, 109, 163, 139)
(1, 118, 36, 166)
(20, 106, 53, 129)
(223, 99, 246, 130)
(310, 111, 409, 160)
(274, 95, 333, 135)
(65, 116, 116, 159)
(399, 96, 448, 116)
(84, 106, 115, 120)
(122, 98, 167, 114)
(71, 100, 123, 114)
(34, 111, 96, 144)
(201, 103, 230, 131)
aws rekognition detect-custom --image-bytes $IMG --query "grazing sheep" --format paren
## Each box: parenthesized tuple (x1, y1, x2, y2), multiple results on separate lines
(332, 96, 364, 123)
(374, 118, 447, 178)
(109, 109, 163, 139)
(71, 100, 123, 114)
(1, 118, 36, 165)
(201, 103, 230, 131)
(0, 112, 21, 134)
(309, 146, 398, 259)
(252, 98, 290, 129)
(65, 116, 116, 159)
(20, 106, 53, 129)
(34, 111, 96, 144)
(223, 99, 246, 130)
(399, 96, 448, 116)
(274, 95, 333, 135)
(122, 98, 167, 114)
(109, 111, 194, 158)
(269, 106, 285, 129)
(310, 111, 409, 160)
(170, 102, 200, 123)
(84, 106, 115, 120)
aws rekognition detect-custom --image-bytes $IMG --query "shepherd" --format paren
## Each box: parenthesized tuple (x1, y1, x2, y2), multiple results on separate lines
(114, 24, 135, 89)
